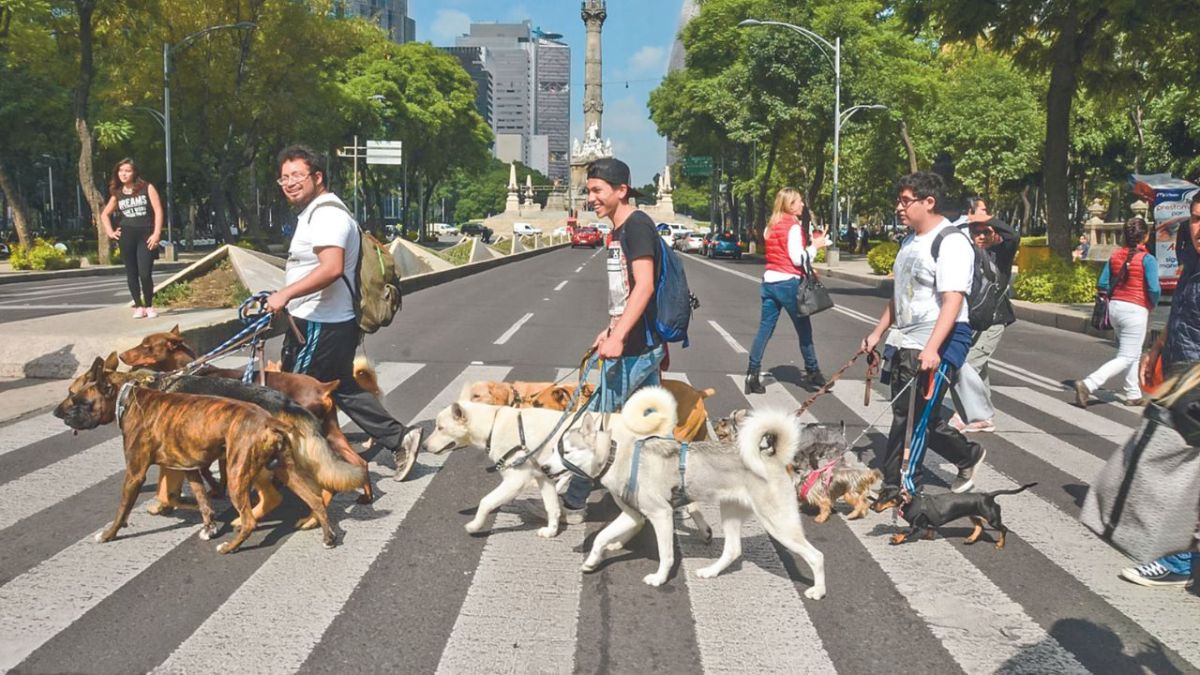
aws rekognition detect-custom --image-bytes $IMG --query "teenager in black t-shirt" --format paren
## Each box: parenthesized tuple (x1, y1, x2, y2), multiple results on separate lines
(563, 157, 668, 522)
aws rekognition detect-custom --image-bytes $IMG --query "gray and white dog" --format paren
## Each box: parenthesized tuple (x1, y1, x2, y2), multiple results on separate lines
(546, 405, 826, 597)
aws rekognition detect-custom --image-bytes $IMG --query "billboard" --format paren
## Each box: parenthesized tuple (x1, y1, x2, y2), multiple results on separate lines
(1130, 173, 1199, 291)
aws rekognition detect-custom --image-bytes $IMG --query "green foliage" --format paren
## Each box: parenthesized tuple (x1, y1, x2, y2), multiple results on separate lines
(814, 247, 827, 264)
(435, 242, 471, 266)
(9, 238, 79, 270)
(1020, 236, 1048, 248)
(433, 158, 549, 223)
(94, 118, 134, 148)
(492, 238, 513, 255)
(154, 281, 192, 305)
(1012, 257, 1099, 304)
(867, 241, 900, 275)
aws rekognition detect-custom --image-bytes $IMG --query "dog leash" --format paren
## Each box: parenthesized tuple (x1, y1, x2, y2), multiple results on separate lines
(496, 352, 602, 473)
(794, 347, 878, 418)
(168, 292, 275, 383)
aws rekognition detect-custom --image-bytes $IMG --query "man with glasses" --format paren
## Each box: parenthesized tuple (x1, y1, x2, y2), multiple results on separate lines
(860, 171, 987, 498)
(266, 145, 422, 482)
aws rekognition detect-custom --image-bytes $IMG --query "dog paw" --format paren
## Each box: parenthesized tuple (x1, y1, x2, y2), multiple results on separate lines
(216, 542, 232, 554)
(94, 530, 113, 544)
(804, 586, 826, 600)
(146, 501, 172, 516)
(580, 559, 600, 574)
(198, 526, 218, 541)
(356, 493, 372, 505)
(604, 541, 626, 553)
(701, 527, 713, 544)
(889, 534, 906, 545)
(294, 516, 319, 530)
(642, 572, 668, 587)
(695, 565, 722, 579)
(536, 525, 559, 538)
(464, 520, 485, 534)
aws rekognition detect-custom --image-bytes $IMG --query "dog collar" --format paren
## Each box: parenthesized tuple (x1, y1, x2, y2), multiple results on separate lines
(115, 381, 137, 427)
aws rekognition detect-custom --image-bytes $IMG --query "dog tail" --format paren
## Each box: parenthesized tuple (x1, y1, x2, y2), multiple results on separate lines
(737, 409, 800, 480)
(988, 482, 1038, 498)
(698, 387, 716, 399)
(621, 385, 677, 437)
(283, 410, 367, 492)
(353, 356, 382, 398)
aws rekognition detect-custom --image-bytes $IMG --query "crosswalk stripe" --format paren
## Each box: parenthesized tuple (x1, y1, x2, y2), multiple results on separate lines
(810, 385, 1092, 673)
(726, 374, 815, 422)
(0, 413, 62, 458)
(836, 381, 1200, 670)
(0, 437, 125, 532)
(994, 385, 1133, 440)
(152, 362, 490, 674)
(988, 409, 1105, 482)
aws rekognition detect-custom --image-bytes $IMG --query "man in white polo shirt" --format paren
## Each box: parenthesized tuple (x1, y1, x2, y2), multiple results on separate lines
(861, 171, 987, 498)
(266, 145, 421, 482)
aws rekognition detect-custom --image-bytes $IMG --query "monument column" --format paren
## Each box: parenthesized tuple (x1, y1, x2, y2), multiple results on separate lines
(582, 0, 606, 138)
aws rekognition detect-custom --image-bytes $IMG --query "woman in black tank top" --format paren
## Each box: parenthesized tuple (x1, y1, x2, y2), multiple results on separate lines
(100, 158, 164, 318)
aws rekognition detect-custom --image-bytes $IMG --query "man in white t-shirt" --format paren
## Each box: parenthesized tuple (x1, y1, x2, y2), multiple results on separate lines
(860, 171, 986, 497)
(266, 145, 421, 482)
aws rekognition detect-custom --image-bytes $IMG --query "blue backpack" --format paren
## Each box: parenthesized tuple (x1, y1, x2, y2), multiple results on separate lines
(646, 237, 699, 348)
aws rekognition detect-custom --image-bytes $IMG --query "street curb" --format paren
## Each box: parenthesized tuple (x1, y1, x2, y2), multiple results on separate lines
(815, 264, 1157, 338)
(0, 261, 189, 286)
(399, 241, 569, 294)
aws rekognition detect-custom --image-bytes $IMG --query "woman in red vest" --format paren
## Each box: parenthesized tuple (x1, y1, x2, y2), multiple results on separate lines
(746, 187, 829, 394)
(1075, 216, 1161, 407)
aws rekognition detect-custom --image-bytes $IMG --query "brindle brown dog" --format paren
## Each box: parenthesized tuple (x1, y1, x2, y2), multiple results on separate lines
(55, 356, 338, 553)
(120, 326, 372, 508)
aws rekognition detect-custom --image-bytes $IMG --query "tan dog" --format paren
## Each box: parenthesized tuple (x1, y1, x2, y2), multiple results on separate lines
(462, 378, 714, 442)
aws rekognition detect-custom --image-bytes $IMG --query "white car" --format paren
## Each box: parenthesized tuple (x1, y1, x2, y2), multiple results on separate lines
(552, 226, 569, 237)
(429, 223, 458, 237)
(680, 232, 705, 253)
(513, 222, 542, 236)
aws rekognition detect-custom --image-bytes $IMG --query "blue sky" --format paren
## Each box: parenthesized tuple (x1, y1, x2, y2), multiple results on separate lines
(409, 0, 685, 186)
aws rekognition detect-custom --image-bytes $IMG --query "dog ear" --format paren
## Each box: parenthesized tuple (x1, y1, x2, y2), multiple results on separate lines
(580, 412, 595, 435)
(552, 387, 572, 408)
(451, 402, 467, 422)
(88, 356, 107, 381)
(103, 352, 119, 372)
(732, 409, 748, 425)
(169, 324, 182, 336)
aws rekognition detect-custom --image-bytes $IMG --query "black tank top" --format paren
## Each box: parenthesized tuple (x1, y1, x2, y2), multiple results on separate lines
(116, 185, 154, 228)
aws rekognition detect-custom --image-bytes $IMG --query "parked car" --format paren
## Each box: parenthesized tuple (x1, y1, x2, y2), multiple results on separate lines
(672, 231, 693, 251)
(707, 233, 741, 259)
(679, 232, 705, 254)
(571, 226, 603, 248)
(460, 223, 493, 242)
(663, 222, 690, 242)
(596, 222, 611, 237)
(513, 222, 542, 236)
(0, 242, 9, 259)
(429, 222, 458, 237)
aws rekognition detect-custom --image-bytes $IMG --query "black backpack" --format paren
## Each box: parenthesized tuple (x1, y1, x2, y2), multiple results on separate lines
(932, 228, 1004, 331)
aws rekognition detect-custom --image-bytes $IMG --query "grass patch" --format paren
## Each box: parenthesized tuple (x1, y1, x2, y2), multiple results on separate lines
(519, 235, 537, 250)
(435, 241, 472, 266)
(492, 238, 513, 255)
(156, 260, 250, 308)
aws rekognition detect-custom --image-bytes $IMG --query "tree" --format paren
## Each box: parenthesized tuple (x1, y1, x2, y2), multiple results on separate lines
(433, 158, 549, 224)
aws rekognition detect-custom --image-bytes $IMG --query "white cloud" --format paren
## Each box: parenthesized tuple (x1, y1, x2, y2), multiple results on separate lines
(628, 45, 667, 76)
(428, 9, 471, 45)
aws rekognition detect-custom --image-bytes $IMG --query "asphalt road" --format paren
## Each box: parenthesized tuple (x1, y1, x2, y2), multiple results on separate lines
(0, 274, 135, 323)
(1, 245, 1197, 674)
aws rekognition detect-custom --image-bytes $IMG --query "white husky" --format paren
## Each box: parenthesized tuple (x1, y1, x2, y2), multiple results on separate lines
(423, 386, 677, 538)
(546, 402, 827, 597)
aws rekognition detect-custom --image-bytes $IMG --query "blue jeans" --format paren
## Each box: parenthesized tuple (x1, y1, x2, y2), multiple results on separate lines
(1157, 552, 1193, 576)
(748, 278, 819, 373)
(564, 345, 665, 510)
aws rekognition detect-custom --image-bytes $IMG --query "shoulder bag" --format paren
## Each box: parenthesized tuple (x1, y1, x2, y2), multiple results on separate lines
(795, 258, 834, 317)
(1090, 251, 1139, 331)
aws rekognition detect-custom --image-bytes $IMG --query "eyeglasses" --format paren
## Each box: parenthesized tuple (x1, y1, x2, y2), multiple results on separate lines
(277, 172, 311, 187)
(895, 196, 924, 208)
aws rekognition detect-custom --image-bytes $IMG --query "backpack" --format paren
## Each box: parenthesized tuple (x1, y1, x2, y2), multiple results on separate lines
(309, 201, 402, 334)
(931, 227, 1003, 331)
(645, 236, 699, 348)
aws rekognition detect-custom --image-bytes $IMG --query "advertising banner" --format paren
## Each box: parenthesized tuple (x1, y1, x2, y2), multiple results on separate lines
(1130, 173, 1199, 291)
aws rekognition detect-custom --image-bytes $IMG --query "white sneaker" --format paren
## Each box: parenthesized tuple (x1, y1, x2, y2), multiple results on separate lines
(144, 307, 159, 319)
(132, 307, 146, 319)
(962, 419, 996, 433)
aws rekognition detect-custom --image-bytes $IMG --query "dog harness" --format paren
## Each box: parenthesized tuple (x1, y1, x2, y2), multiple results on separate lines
(497, 353, 604, 475)
(623, 436, 689, 504)
(115, 381, 137, 428)
(798, 456, 842, 501)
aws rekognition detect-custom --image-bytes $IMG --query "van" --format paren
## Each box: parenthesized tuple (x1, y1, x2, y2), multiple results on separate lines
(513, 222, 542, 236)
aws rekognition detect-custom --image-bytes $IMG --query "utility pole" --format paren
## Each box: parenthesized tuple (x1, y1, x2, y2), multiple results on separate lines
(337, 136, 367, 221)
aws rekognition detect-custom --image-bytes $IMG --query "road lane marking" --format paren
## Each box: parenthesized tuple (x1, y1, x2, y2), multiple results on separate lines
(154, 364, 506, 675)
(708, 320, 747, 354)
(0, 412, 62, 457)
(771, 383, 1091, 674)
(554, 280, 568, 291)
(993, 386, 1132, 441)
(2, 363, 424, 674)
(574, 266, 584, 273)
(493, 313, 534, 345)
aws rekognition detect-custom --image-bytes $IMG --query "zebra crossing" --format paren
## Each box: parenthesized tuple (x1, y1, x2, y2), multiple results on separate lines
(0, 360, 1197, 674)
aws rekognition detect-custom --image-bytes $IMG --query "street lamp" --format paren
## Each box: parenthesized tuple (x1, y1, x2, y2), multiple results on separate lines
(163, 21, 256, 252)
(738, 18, 846, 259)
(40, 154, 56, 231)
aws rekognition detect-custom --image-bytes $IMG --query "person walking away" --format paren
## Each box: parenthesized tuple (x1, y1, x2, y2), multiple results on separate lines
(860, 171, 987, 497)
(561, 157, 665, 524)
(948, 198, 1019, 432)
(1074, 217, 1159, 407)
(100, 158, 163, 318)
(1119, 195, 1200, 589)
(745, 187, 830, 394)
(265, 145, 422, 481)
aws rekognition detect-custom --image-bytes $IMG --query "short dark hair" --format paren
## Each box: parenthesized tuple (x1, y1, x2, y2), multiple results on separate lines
(967, 196, 988, 214)
(1191, 192, 1200, 208)
(897, 171, 946, 214)
(277, 145, 326, 184)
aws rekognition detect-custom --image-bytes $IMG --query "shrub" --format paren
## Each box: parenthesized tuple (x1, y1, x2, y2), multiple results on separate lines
(154, 281, 192, 305)
(436, 242, 472, 266)
(9, 238, 80, 270)
(1012, 256, 1098, 303)
(814, 247, 827, 264)
(1020, 236, 1048, 247)
(867, 241, 900, 275)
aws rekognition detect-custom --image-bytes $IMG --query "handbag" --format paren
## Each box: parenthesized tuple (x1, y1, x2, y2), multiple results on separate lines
(1081, 373, 1200, 562)
(795, 259, 834, 317)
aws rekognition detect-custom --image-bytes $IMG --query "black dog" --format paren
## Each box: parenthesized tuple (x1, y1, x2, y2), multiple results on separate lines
(871, 483, 1037, 549)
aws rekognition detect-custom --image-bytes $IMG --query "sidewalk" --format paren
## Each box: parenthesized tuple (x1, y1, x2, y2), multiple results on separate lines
(0, 251, 208, 285)
(814, 253, 1169, 337)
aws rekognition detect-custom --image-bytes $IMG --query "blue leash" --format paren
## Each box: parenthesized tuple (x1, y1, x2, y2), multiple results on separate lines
(179, 291, 274, 381)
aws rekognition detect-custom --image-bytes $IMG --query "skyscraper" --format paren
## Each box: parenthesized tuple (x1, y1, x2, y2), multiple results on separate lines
(665, 0, 699, 165)
(441, 46, 493, 126)
(454, 22, 570, 183)
(340, 0, 416, 44)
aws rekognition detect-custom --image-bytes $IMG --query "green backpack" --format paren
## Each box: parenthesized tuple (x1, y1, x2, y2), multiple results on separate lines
(310, 201, 402, 333)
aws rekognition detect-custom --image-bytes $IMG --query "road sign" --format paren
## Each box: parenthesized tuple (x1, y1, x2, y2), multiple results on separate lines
(366, 140, 403, 166)
(681, 155, 713, 177)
